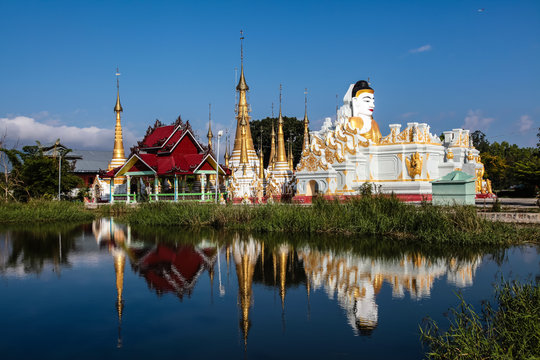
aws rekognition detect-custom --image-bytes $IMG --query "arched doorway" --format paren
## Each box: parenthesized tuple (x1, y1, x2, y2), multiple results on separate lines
(306, 180, 319, 196)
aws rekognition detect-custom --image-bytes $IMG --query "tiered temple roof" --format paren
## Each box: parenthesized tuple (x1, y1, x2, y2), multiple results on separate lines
(104, 117, 228, 178)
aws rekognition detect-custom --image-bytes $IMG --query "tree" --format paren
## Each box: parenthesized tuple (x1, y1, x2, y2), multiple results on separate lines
(0, 142, 81, 201)
(481, 153, 510, 190)
(250, 116, 306, 168)
(471, 130, 490, 153)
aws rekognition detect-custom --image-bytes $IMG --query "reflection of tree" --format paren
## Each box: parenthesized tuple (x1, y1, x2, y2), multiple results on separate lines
(0, 223, 81, 275)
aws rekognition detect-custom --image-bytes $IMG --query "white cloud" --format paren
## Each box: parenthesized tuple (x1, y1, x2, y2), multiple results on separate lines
(409, 44, 432, 54)
(0, 116, 137, 150)
(461, 110, 494, 131)
(400, 112, 418, 119)
(518, 115, 533, 133)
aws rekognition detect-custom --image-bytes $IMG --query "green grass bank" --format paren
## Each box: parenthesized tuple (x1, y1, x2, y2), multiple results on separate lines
(420, 279, 540, 359)
(0, 200, 95, 223)
(105, 196, 538, 246)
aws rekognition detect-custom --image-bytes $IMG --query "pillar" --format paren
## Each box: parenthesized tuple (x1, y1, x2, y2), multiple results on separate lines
(201, 175, 206, 201)
(174, 175, 178, 202)
(110, 178, 114, 203)
(126, 175, 131, 204)
(154, 176, 159, 202)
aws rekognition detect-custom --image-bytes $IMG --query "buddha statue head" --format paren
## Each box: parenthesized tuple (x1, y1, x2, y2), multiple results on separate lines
(351, 80, 374, 118)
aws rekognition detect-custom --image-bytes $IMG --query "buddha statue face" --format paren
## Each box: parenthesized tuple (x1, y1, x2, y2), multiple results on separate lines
(352, 93, 375, 117)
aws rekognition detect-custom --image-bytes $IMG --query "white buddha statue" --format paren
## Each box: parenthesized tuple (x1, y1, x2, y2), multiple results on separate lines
(339, 80, 382, 143)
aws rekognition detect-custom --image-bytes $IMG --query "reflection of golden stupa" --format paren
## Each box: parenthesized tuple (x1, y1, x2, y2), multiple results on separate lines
(278, 245, 289, 309)
(113, 249, 125, 348)
(232, 238, 260, 347)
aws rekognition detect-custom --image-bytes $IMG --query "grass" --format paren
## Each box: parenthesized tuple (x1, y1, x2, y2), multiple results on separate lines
(117, 196, 539, 246)
(420, 279, 540, 359)
(0, 199, 95, 223)
(1, 196, 538, 246)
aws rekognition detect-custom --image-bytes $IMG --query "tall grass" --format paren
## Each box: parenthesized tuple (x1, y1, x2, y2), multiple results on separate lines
(0, 200, 95, 223)
(420, 279, 540, 359)
(119, 196, 539, 246)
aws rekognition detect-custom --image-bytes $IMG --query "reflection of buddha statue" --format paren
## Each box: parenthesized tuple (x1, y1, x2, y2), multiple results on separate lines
(347, 80, 382, 143)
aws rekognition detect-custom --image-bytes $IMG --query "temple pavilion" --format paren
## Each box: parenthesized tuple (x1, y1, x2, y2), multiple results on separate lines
(103, 117, 228, 203)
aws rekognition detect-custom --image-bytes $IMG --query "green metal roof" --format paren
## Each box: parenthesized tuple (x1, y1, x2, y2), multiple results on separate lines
(432, 170, 475, 183)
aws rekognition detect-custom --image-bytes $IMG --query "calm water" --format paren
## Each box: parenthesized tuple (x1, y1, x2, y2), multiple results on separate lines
(0, 219, 538, 360)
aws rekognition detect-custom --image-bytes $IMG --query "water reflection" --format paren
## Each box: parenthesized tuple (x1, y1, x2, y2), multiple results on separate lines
(0, 223, 83, 276)
(298, 247, 481, 335)
(89, 219, 485, 341)
(2, 219, 537, 358)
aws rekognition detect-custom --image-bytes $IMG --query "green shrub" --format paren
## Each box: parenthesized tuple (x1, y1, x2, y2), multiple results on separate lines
(420, 279, 540, 359)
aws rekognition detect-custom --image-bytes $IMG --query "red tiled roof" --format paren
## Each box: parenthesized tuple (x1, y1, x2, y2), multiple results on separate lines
(142, 125, 176, 148)
(158, 128, 184, 153)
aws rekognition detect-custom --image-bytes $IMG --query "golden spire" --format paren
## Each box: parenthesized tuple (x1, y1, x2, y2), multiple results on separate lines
(233, 30, 255, 154)
(302, 88, 310, 153)
(240, 116, 249, 171)
(110, 67, 126, 168)
(207, 103, 213, 150)
(287, 137, 293, 171)
(258, 148, 264, 179)
(277, 84, 287, 163)
(268, 119, 276, 171)
(224, 134, 230, 168)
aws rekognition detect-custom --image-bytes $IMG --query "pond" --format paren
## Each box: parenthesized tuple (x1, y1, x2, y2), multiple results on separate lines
(0, 219, 538, 359)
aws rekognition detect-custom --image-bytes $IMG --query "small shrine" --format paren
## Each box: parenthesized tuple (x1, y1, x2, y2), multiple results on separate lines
(294, 80, 490, 202)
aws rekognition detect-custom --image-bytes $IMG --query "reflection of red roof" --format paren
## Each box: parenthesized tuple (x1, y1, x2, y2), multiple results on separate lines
(132, 244, 216, 300)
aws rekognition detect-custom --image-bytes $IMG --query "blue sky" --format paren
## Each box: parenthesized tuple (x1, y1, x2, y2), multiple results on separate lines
(0, 0, 539, 153)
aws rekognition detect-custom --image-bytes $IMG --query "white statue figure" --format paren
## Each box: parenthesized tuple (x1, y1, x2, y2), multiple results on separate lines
(338, 80, 382, 143)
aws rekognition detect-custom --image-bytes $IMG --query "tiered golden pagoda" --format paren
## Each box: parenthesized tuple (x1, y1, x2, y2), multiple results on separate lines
(227, 32, 263, 202)
(265, 85, 294, 199)
(108, 68, 127, 174)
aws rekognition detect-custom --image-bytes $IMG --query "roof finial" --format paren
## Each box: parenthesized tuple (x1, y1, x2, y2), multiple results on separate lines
(302, 88, 310, 153)
(236, 31, 248, 91)
(271, 102, 274, 118)
(304, 88, 308, 116)
(114, 67, 123, 113)
(279, 84, 283, 120)
(207, 103, 213, 149)
(240, 30, 244, 66)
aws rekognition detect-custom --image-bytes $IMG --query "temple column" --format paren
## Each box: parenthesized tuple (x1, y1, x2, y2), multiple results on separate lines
(126, 175, 131, 204)
(110, 178, 114, 203)
(154, 176, 159, 202)
(201, 175, 206, 201)
(174, 175, 178, 202)
(194, 175, 201, 193)
(182, 175, 187, 200)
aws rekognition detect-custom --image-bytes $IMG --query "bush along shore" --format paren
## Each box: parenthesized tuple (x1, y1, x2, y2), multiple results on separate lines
(1, 197, 538, 245)
(420, 279, 540, 359)
(109, 196, 539, 246)
(0, 200, 95, 223)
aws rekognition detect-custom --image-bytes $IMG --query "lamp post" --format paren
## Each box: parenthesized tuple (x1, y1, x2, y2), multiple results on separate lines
(58, 150, 62, 201)
(215, 130, 223, 203)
